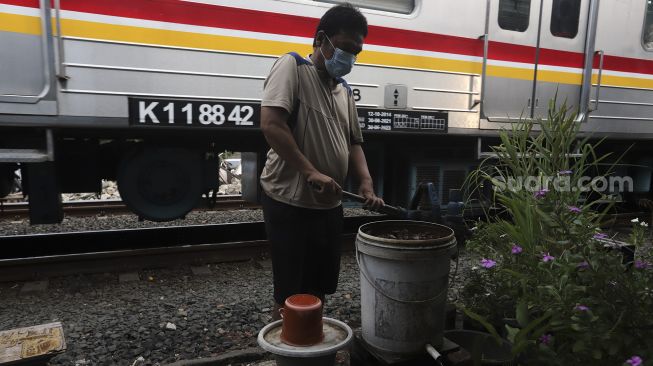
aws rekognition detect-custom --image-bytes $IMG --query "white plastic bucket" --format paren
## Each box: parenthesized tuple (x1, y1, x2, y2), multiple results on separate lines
(356, 220, 457, 356)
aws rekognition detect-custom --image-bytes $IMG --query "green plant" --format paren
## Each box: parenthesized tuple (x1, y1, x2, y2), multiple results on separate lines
(629, 217, 649, 248)
(458, 101, 653, 365)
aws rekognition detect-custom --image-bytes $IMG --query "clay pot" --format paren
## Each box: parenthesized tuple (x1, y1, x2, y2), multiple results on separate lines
(280, 294, 324, 346)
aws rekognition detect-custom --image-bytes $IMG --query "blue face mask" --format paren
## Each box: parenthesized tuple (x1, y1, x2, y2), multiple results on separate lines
(319, 34, 356, 78)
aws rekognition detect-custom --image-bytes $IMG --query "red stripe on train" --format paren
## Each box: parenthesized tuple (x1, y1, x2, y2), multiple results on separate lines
(3, 0, 651, 75)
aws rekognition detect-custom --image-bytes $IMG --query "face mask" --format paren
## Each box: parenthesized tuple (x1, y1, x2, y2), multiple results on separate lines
(319, 34, 356, 78)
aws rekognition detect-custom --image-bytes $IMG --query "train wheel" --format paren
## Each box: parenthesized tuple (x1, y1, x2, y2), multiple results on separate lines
(117, 148, 203, 222)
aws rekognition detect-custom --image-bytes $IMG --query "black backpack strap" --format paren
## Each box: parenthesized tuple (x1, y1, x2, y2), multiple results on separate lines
(285, 52, 307, 130)
(336, 77, 353, 96)
(287, 52, 311, 66)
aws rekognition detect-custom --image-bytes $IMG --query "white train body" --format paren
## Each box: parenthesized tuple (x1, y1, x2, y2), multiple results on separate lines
(1, 0, 652, 222)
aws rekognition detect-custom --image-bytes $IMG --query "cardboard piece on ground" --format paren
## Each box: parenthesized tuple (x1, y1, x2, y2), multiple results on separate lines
(0, 322, 66, 365)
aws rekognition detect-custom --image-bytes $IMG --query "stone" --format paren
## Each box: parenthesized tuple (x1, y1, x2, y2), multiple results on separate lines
(20, 280, 48, 293)
(118, 272, 140, 283)
(190, 266, 211, 276)
(165, 322, 177, 331)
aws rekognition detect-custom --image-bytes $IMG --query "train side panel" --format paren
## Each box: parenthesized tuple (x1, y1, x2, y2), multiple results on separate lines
(0, 1, 57, 117)
(584, 0, 653, 136)
(1, 0, 653, 223)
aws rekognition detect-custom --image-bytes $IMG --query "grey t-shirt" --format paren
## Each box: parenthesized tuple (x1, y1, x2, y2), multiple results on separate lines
(260, 53, 363, 209)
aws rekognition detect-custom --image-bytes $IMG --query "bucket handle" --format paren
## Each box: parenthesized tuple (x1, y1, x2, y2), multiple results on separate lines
(355, 245, 449, 304)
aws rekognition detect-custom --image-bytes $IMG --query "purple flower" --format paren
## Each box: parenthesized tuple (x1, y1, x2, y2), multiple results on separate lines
(534, 189, 549, 199)
(480, 258, 497, 268)
(539, 333, 552, 345)
(593, 233, 608, 240)
(542, 253, 555, 262)
(575, 305, 589, 311)
(626, 356, 643, 366)
(568, 206, 582, 213)
(559, 170, 573, 175)
(634, 260, 650, 269)
(577, 261, 590, 269)
(511, 245, 523, 254)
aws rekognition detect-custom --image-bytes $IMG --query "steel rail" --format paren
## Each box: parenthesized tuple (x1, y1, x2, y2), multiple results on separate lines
(0, 196, 257, 218)
(0, 216, 380, 281)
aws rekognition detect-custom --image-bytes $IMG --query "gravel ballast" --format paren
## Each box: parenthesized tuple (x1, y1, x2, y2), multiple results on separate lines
(0, 205, 476, 365)
(0, 208, 377, 236)
(0, 249, 474, 366)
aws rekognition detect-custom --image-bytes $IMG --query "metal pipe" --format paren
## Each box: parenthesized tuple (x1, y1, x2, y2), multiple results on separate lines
(342, 190, 406, 217)
(590, 50, 605, 112)
(580, 0, 601, 117)
(46, 129, 54, 161)
(414, 87, 480, 95)
(64, 63, 266, 80)
(529, 0, 546, 118)
(54, 0, 69, 80)
(425, 344, 444, 365)
(477, 0, 491, 118)
(591, 84, 653, 92)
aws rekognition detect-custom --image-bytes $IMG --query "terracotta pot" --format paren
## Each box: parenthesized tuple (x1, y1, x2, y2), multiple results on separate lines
(280, 294, 324, 346)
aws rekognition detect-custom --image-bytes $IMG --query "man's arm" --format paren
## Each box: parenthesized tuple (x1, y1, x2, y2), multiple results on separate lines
(260, 106, 341, 195)
(349, 144, 384, 209)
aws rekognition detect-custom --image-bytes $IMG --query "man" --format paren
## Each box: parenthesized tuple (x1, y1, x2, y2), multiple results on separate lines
(259, 4, 384, 320)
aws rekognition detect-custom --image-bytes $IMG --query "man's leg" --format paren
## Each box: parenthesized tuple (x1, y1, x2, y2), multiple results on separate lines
(261, 193, 309, 321)
(271, 302, 283, 322)
(303, 205, 343, 301)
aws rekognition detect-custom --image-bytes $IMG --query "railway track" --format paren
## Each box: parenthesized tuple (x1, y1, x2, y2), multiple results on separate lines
(0, 215, 380, 282)
(0, 195, 258, 219)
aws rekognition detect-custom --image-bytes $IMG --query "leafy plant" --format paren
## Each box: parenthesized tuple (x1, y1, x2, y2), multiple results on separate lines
(458, 100, 653, 365)
(629, 217, 649, 248)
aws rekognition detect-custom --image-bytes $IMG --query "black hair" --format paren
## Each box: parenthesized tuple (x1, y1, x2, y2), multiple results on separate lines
(313, 3, 368, 47)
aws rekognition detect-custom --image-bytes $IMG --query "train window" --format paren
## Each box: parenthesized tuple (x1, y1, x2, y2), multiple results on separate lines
(498, 0, 531, 32)
(644, 1, 653, 50)
(314, 0, 415, 14)
(550, 0, 581, 38)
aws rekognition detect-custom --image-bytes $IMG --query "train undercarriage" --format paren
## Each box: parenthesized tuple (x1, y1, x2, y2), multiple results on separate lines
(2, 125, 652, 225)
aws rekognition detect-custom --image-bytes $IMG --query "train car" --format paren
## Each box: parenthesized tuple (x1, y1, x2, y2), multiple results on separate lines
(0, 0, 652, 224)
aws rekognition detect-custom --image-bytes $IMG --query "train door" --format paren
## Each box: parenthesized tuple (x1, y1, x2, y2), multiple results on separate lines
(482, 0, 541, 122)
(587, 1, 653, 129)
(0, 0, 57, 115)
(483, 0, 540, 121)
(532, 0, 589, 118)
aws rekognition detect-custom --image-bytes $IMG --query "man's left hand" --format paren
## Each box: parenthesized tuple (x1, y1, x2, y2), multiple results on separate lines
(359, 180, 384, 211)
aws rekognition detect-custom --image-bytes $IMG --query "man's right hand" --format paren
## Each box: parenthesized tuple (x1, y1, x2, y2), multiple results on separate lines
(306, 171, 342, 196)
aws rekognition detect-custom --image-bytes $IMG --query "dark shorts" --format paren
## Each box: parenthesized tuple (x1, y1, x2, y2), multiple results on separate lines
(261, 192, 344, 304)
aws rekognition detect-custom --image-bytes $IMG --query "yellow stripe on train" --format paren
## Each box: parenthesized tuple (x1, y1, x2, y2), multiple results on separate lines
(1, 11, 652, 89)
(0, 12, 41, 35)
